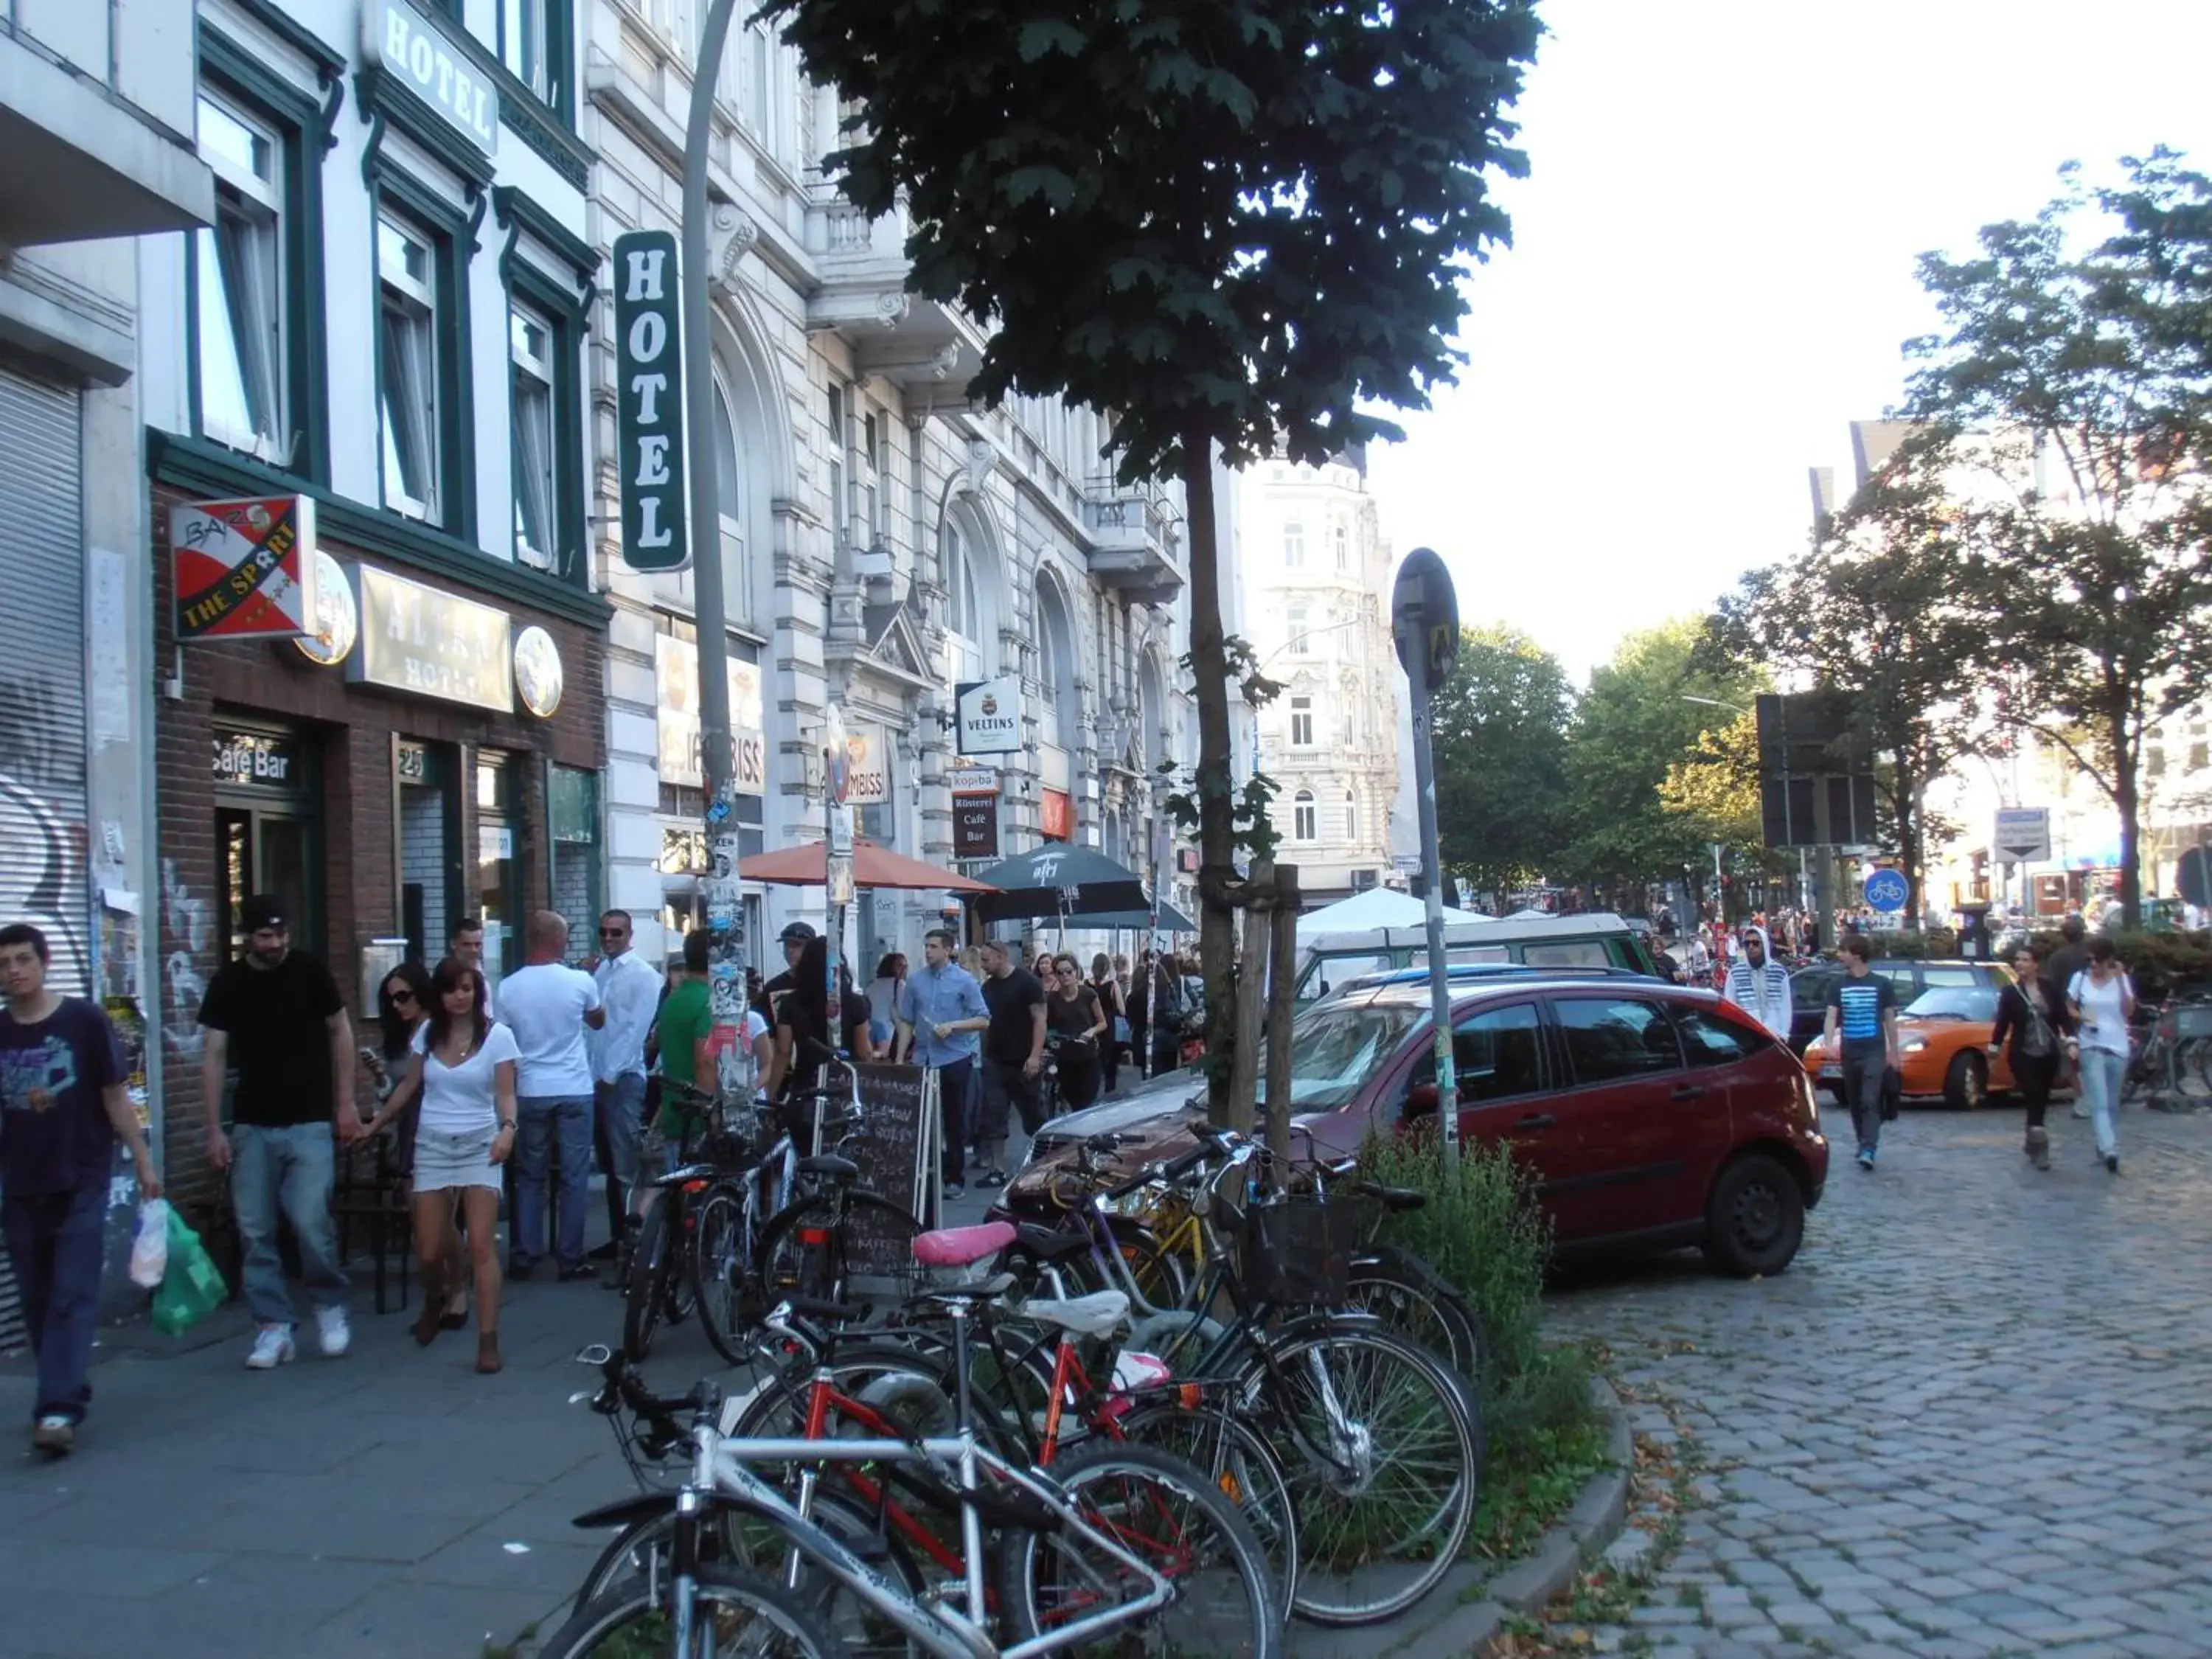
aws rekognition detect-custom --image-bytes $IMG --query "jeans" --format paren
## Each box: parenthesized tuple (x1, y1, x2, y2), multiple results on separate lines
(232, 1122, 348, 1326)
(1, 1183, 105, 1423)
(2014, 1051, 2060, 1131)
(1055, 1043, 1100, 1113)
(2079, 1047, 2126, 1159)
(978, 1060, 1046, 1144)
(931, 1058, 973, 1187)
(515, 1093, 595, 1270)
(1840, 1045, 1888, 1155)
(596, 1074, 649, 1234)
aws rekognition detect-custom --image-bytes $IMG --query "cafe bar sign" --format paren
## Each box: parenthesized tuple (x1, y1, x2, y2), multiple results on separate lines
(350, 566, 514, 712)
(170, 495, 318, 642)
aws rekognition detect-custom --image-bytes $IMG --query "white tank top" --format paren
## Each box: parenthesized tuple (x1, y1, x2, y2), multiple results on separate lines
(2069, 970, 2132, 1055)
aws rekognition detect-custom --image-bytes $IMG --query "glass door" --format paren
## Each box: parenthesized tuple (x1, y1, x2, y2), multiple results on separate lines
(476, 752, 524, 978)
(217, 806, 322, 959)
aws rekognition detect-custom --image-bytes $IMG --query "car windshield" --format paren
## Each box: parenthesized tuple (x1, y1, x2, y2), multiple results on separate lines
(1255, 1001, 1426, 1113)
(1905, 987, 1998, 1021)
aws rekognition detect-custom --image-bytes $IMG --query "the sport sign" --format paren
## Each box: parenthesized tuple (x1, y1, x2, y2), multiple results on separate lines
(171, 495, 318, 643)
(613, 229, 687, 573)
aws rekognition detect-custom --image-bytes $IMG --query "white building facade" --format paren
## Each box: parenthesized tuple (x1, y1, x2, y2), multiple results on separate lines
(582, 1, 1200, 969)
(1236, 453, 1401, 904)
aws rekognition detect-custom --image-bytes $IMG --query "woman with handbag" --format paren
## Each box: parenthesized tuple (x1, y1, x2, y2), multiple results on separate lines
(1990, 942, 2067, 1170)
(1089, 953, 1128, 1097)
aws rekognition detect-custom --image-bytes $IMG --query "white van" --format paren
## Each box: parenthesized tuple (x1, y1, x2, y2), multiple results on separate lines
(1294, 911, 1660, 1003)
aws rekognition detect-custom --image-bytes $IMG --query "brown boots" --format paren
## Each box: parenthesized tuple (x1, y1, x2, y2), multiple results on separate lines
(2025, 1125, 2051, 1171)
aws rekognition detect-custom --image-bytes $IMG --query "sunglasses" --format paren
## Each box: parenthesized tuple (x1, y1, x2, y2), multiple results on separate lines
(599, 927, 627, 937)
(389, 989, 417, 1006)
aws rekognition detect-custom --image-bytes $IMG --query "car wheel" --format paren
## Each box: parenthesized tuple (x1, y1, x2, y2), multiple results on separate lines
(1944, 1051, 1986, 1111)
(1703, 1153, 1804, 1279)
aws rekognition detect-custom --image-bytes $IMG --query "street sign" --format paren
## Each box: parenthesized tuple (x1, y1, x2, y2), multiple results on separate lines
(612, 229, 688, 572)
(1993, 806, 2051, 864)
(1863, 868, 1909, 914)
(1390, 547, 1460, 683)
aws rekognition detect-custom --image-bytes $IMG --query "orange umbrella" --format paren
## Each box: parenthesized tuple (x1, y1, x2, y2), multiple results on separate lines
(739, 838, 997, 893)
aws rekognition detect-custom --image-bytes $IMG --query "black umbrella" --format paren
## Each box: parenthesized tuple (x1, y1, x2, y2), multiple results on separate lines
(970, 844, 1152, 922)
(1078, 904, 1197, 933)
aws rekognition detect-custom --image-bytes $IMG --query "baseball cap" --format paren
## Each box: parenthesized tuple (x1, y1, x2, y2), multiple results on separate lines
(241, 894, 288, 933)
(777, 921, 818, 944)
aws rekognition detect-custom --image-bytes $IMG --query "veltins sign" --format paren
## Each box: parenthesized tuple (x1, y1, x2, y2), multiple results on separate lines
(955, 677, 1020, 755)
(171, 495, 318, 642)
(613, 230, 688, 572)
(366, 0, 498, 153)
(350, 566, 514, 711)
(655, 635, 765, 793)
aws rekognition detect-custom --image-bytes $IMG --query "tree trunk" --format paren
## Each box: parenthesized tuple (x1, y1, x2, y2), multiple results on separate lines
(2115, 713, 2142, 929)
(1181, 435, 1238, 1124)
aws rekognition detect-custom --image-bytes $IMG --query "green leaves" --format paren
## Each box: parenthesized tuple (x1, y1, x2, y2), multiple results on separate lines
(1017, 18, 1087, 58)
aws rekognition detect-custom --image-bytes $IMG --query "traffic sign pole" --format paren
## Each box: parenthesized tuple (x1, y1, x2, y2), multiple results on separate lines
(1392, 549, 1461, 1173)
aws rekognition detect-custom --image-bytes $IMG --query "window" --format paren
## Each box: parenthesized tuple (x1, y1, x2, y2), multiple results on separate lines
(863, 410, 883, 542)
(1283, 521, 1306, 567)
(2193, 740, 2209, 773)
(378, 214, 443, 521)
(2149, 745, 2168, 779)
(1522, 941, 1610, 968)
(746, 21, 776, 141)
(1345, 790, 1358, 842)
(1289, 697, 1315, 747)
(1334, 521, 1349, 571)
(196, 95, 287, 456)
(501, 0, 549, 98)
(1286, 607, 1310, 655)
(1671, 1005, 1761, 1067)
(826, 382, 848, 546)
(1400, 1003, 1545, 1120)
(509, 303, 557, 568)
(712, 378, 749, 622)
(1552, 998, 1684, 1084)
(1293, 790, 1317, 841)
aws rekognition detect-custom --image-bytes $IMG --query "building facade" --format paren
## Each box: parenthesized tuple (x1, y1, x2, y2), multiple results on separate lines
(582, 0, 1199, 970)
(140, 0, 608, 1201)
(1237, 453, 1401, 904)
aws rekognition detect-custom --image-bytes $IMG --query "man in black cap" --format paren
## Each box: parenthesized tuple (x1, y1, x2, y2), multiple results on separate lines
(198, 895, 361, 1371)
(752, 919, 818, 1033)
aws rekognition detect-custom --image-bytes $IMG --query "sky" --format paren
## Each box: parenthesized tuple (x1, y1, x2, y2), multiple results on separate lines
(1366, 0, 2212, 684)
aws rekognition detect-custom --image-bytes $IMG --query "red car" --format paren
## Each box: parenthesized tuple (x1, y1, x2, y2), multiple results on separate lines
(1022, 971, 1830, 1277)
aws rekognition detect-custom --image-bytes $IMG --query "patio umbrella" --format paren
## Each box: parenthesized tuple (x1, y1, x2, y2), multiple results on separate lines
(969, 844, 1152, 922)
(740, 838, 997, 892)
(1077, 903, 1197, 932)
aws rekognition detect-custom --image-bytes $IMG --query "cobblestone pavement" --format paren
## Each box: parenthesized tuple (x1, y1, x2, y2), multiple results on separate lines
(1538, 1099, 2212, 1659)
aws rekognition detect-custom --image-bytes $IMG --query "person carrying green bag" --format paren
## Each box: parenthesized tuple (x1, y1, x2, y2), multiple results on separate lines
(153, 1206, 229, 1337)
(0, 922, 161, 1458)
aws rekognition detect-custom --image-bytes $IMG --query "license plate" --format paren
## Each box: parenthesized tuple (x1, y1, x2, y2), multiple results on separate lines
(1818, 1065, 1841, 1079)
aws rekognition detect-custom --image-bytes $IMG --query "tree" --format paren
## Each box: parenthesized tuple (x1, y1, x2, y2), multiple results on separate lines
(1656, 709, 1762, 872)
(1902, 152, 2212, 927)
(1558, 619, 1763, 907)
(765, 0, 1543, 1118)
(1427, 625, 1572, 909)
(1710, 432, 1989, 927)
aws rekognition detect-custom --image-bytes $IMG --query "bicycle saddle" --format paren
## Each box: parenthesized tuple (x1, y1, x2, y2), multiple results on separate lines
(1023, 1289, 1130, 1338)
(1014, 1223, 1091, 1262)
(1350, 1181, 1426, 1212)
(797, 1153, 860, 1180)
(912, 1220, 1017, 1268)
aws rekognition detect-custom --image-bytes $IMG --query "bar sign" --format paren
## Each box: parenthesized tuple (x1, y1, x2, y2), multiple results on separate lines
(613, 229, 688, 572)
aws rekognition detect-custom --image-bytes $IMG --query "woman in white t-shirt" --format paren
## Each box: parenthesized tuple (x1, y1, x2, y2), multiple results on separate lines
(2065, 936, 2135, 1175)
(380, 959, 518, 1372)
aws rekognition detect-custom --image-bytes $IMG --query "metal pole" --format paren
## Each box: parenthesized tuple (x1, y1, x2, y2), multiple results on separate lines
(1407, 647, 1457, 1170)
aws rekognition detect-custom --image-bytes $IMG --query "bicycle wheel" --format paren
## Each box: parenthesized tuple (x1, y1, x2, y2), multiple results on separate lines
(694, 1180, 762, 1366)
(1343, 1248, 1489, 1394)
(1116, 1399, 1301, 1623)
(623, 1194, 675, 1361)
(1001, 1438, 1285, 1658)
(754, 1190, 928, 1310)
(537, 1565, 840, 1659)
(1237, 1322, 1481, 1627)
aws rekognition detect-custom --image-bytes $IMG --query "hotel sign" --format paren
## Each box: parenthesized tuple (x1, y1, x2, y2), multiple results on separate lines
(366, 0, 498, 153)
(351, 566, 514, 712)
(613, 230, 688, 572)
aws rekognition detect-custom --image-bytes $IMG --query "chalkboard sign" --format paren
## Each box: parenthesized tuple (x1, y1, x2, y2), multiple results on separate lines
(813, 1063, 939, 1279)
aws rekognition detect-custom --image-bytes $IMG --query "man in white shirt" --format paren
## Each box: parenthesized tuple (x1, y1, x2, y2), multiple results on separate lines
(588, 909, 660, 1259)
(498, 911, 605, 1280)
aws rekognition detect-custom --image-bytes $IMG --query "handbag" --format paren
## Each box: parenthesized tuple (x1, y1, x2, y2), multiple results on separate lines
(1880, 1065, 1902, 1123)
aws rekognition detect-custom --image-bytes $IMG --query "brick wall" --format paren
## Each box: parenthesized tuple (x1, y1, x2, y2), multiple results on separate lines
(152, 484, 605, 1208)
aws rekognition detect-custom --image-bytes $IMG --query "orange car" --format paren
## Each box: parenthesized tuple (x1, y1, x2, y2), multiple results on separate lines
(1800, 978, 2017, 1109)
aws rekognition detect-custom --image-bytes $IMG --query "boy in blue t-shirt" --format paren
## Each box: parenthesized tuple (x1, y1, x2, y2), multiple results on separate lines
(1823, 935, 1900, 1170)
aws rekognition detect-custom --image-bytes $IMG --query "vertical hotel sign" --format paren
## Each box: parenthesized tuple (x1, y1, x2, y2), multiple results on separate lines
(613, 230, 687, 572)
(171, 496, 319, 642)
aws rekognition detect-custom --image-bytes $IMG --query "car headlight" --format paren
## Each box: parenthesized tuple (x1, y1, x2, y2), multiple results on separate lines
(1902, 1038, 1927, 1054)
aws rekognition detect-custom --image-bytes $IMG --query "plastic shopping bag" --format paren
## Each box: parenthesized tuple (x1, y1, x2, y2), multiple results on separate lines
(128, 1198, 170, 1290)
(151, 1207, 229, 1336)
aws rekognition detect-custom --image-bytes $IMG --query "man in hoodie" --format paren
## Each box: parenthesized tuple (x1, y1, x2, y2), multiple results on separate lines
(1724, 925, 1794, 1043)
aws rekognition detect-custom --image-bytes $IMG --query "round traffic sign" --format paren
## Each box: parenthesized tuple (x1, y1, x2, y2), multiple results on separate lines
(1863, 868, 1909, 914)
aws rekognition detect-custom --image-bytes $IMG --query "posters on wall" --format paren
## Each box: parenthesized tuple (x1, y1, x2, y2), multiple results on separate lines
(655, 634, 765, 793)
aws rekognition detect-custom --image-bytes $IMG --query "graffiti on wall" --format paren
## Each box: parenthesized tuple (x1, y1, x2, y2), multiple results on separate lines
(0, 773, 89, 995)
(161, 858, 209, 1061)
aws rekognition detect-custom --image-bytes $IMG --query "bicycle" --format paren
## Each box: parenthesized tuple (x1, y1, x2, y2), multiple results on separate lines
(624, 1077, 777, 1360)
(544, 1272, 1286, 1658)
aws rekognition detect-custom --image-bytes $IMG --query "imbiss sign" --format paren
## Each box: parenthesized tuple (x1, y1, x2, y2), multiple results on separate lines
(613, 230, 687, 573)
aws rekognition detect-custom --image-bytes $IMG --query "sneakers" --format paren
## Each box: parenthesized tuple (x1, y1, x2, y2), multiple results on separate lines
(1856, 1148, 1877, 1171)
(30, 1416, 73, 1456)
(944, 1183, 966, 1201)
(556, 1262, 599, 1283)
(246, 1324, 296, 1369)
(2104, 1153, 2121, 1175)
(316, 1305, 352, 1357)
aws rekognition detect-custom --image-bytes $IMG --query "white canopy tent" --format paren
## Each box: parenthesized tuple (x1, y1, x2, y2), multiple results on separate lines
(1295, 886, 1485, 941)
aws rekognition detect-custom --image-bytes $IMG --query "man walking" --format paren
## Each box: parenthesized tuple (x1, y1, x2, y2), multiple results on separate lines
(754, 921, 815, 1028)
(1723, 925, 1795, 1043)
(974, 939, 1046, 1188)
(498, 911, 604, 1280)
(198, 895, 360, 1369)
(2045, 915, 2092, 1117)
(1823, 936, 1900, 1171)
(588, 910, 659, 1260)
(895, 928, 989, 1200)
(0, 923, 159, 1452)
(450, 916, 493, 1012)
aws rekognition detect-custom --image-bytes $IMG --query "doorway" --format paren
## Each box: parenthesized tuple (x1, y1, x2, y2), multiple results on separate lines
(213, 725, 322, 958)
(476, 751, 524, 979)
(397, 738, 460, 969)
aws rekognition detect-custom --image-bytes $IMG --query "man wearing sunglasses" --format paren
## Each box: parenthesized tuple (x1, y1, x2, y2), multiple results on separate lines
(588, 911, 660, 1260)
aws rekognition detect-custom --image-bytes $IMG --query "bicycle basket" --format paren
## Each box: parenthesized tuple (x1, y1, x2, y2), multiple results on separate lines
(1238, 1194, 1373, 1307)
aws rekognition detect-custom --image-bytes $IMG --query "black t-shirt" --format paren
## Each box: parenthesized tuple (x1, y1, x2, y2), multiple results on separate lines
(982, 968, 1046, 1067)
(0, 998, 125, 1195)
(775, 988, 873, 1070)
(198, 950, 345, 1126)
(1047, 985, 1102, 1047)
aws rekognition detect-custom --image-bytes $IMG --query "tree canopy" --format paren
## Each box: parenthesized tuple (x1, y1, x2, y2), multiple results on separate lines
(1427, 625, 1572, 908)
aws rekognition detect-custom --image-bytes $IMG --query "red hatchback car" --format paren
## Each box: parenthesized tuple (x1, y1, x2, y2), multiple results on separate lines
(1022, 972, 1831, 1276)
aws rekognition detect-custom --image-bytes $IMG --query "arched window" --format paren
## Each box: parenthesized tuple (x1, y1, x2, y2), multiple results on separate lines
(712, 375, 749, 624)
(1293, 790, 1317, 842)
(1035, 574, 1077, 751)
(1333, 521, 1349, 571)
(1283, 521, 1306, 568)
(1138, 655, 1167, 776)
(945, 512, 998, 686)
(1346, 790, 1358, 843)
